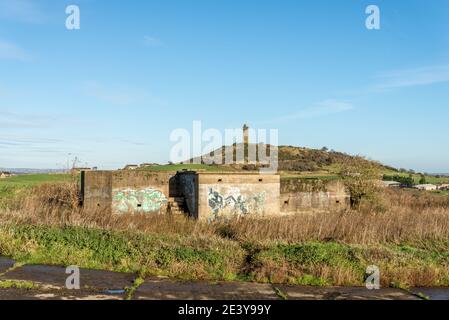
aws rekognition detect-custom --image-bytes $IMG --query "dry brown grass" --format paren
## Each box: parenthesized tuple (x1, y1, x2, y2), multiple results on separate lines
(1, 183, 448, 287)
(2, 183, 448, 247)
(0, 182, 216, 237)
(223, 196, 449, 245)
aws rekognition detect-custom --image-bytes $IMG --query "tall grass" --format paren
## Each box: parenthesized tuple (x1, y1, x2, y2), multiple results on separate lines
(2, 183, 448, 246)
(0, 183, 448, 287)
(223, 190, 449, 245)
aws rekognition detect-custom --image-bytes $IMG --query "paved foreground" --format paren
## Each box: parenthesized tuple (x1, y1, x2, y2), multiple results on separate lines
(0, 256, 444, 300)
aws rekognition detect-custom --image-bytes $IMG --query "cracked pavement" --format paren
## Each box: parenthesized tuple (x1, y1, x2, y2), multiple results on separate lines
(0, 256, 444, 300)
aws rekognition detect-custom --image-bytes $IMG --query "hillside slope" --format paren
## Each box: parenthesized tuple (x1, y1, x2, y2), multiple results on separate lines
(189, 143, 393, 173)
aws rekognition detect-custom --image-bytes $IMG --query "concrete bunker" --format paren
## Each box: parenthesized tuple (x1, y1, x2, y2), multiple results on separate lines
(81, 170, 349, 220)
(81, 170, 281, 221)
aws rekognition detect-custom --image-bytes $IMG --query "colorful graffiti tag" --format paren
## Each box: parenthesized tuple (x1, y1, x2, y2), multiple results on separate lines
(112, 188, 167, 214)
(208, 188, 265, 222)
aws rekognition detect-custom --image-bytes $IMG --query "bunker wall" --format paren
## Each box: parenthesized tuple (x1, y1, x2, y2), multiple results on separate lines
(198, 173, 281, 222)
(280, 179, 349, 213)
(82, 171, 176, 214)
(81, 171, 112, 211)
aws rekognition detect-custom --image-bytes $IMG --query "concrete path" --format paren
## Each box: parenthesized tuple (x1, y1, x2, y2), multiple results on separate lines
(0, 256, 440, 300)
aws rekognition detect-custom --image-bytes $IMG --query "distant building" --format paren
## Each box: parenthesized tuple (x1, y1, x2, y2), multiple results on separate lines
(380, 181, 402, 188)
(0, 171, 14, 179)
(71, 167, 97, 174)
(123, 164, 139, 170)
(414, 184, 437, 191)
(140, 163, 159, 168)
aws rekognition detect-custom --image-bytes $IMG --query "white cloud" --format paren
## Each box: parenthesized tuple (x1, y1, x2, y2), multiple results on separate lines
(258, 99, 354, 125)
(142, 35, 163, 47)
(0, 0, 45, 23)
(0, 40, 30, 61)
(374, 64, 449, 90)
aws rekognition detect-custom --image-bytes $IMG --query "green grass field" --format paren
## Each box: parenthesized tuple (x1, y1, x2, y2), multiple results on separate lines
(0, 174, 72, 200)
(382, 170, 449, 184)
(0, 174, 71, 187)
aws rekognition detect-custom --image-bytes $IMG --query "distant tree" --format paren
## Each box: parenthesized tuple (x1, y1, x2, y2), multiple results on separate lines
(321, 146, 329, 152)
(339, 156, 382, 209)
(419, 175, 427, 185)
(383, 174, 414, 187)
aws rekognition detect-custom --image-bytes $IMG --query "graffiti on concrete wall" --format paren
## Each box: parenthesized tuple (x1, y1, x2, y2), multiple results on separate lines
(208, 187, 265, 221)
(112, 188, 167, 214)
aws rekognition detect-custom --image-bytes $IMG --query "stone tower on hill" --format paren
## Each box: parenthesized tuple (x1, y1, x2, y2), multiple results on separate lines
(243, 124, 249, 146)
(243, 124, 249, 163)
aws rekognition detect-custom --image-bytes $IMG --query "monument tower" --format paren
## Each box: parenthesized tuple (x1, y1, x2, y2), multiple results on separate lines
(243, 124, 249, 163)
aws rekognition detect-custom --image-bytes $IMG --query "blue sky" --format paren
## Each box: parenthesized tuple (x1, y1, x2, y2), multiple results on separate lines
(0, 0, 448, 172)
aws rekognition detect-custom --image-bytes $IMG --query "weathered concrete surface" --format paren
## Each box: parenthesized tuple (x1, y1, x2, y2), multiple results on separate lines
(0, 257, 15, 274)
(0, 288, 124, 300)
(111, 171, 175, 214)
(0, 257, 431, 300)
(0, 264, 135, 290)
(198, 173, 281, 221)
(280, 179, 349, 214)
(133, 278, 420, 301)
(411, 287, 449, 300)
(134, 278, 279, 300)
(276, 285, 420, 300)
(82, 171, 176, 214)
(81, 170, 113, 211)
(82, 170, 355, 218)
(82, 171, 282, 220)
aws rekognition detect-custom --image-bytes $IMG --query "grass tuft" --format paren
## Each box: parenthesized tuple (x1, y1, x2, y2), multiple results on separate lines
(0, 280, 38, 290)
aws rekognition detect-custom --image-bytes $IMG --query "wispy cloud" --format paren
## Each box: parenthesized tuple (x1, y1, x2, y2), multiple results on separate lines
(0, 111, 51, 128)
(373, 64, 449, 90)
(0, 0, 46, 23)
(83, 82, 141, 105)
(0, 40, 30, 61)
(333, 63, 449, 97)
(83, 81, 166, 107)
(142, 35, 163, 47)
(258, 99, 354, 125)
(0, 136, 62, 147)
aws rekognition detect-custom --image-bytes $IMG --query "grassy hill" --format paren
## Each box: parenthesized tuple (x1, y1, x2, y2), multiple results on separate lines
(189, 143, 390, 175)
(277, 145, 390, 172)
(184, 143, 449, 184)
(138, 163, 234, 172)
